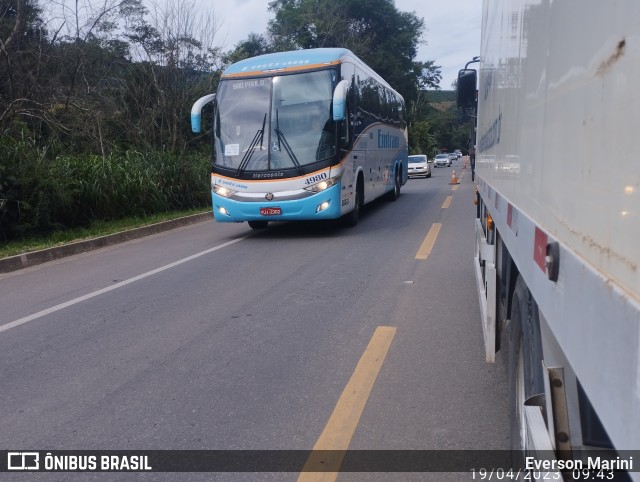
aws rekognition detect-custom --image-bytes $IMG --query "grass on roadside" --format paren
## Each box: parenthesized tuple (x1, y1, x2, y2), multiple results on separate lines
(0, 208, 210, 259)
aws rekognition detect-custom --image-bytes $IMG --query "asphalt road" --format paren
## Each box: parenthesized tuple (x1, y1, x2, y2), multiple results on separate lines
(0, 160, 509, 481)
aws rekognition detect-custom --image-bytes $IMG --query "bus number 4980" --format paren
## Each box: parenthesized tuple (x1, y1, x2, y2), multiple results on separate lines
(305, 173, 328, 185)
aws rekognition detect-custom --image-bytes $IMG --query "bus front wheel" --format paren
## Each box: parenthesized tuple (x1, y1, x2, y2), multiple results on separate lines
(340, 182, 362, 227)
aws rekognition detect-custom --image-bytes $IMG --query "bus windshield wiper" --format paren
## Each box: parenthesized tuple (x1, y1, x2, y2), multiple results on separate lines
(274, 110, 304, 174)
(236, 113, 267, 176)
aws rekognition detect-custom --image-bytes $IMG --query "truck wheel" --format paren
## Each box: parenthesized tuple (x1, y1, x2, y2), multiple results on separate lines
(508, 275, 544, 453)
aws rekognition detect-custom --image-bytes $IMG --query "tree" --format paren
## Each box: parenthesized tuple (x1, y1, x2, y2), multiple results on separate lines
(122, 0, 222, 151)
(0, 0, 50, 137)
(409, 120, 436, 155)
(413, 60, 442, 91)
(266, 0, 435, 105)
(222, 33, 271, 66)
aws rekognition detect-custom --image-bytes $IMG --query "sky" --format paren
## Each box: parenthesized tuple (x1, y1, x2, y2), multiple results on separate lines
(210, 0, 482, 90)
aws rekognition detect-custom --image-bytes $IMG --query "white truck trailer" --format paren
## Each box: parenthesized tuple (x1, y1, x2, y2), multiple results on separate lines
(458, 0, 640, 477)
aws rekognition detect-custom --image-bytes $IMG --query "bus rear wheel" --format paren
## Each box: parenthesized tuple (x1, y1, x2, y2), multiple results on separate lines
(386, 166, 401, 201)
(248, 221, 268, 229)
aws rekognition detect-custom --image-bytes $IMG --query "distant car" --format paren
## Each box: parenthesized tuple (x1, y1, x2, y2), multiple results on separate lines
(434, 153, 451, 167)
(454, 149, 462, 158)
(449, 153, 457, 162)
(408, 154, 431, 178)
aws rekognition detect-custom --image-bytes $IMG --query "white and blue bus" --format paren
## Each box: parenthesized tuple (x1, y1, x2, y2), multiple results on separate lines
(191, 48, 408, 229)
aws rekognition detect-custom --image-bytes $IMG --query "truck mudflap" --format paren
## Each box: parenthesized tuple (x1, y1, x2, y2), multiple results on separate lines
(524, 404, 560, 478)
(474, 218, 497, 363)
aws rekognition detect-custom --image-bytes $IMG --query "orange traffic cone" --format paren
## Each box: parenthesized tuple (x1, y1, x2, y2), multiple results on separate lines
(449, 168, 459, 185)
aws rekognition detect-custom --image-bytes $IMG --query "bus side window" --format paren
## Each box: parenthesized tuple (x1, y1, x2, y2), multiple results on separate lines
(212, 100, 220, 163)
(340, 89, 352, 150)
(350, 74, 358, 127)
(342, 103, 350, 148)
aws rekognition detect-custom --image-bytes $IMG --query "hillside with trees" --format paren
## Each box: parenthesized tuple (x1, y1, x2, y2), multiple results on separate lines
(0, 0, 472, 242)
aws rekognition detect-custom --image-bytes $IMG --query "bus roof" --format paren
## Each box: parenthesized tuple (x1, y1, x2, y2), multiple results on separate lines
(222, 48, 353, 78)
(221, 48, 403, 101)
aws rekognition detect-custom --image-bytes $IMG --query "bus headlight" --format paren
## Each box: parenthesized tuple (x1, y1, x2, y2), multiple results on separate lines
(212, 184, 236, 198)
(304, 174, 341, 193)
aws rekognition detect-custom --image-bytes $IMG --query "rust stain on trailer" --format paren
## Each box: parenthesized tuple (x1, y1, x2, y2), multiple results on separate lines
(597, 38, 626, 76)
(558, 218, 637, 273)
(580, 232, 637, 273)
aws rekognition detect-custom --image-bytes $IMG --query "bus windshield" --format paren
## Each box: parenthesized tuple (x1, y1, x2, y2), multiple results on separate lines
(214, 70, 337, 172)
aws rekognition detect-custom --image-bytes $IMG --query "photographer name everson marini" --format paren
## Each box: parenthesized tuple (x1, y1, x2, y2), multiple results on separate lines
(526, 456, 633, 471)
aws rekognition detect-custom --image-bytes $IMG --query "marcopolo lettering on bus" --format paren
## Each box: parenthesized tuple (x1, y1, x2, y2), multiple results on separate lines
(377, 129, 400, 149)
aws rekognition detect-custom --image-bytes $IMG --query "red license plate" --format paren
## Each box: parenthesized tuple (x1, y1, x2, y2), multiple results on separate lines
(259, 207, 282, 216)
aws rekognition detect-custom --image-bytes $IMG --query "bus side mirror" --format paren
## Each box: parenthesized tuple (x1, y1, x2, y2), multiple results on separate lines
(457, 69, 477, 110)
(191, 94, 216, 133)
(332, 80, 349, 121)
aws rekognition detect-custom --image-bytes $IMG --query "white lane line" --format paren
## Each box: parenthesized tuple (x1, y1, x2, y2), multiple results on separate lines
(0, 236, 248, 334)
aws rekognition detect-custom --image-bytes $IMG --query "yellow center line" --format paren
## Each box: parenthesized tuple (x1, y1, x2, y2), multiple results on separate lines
(441, 196, 453, 209)
(451, 184, 459, 191)
(415, 223, 442, 260)
(297, 326, 397, 482)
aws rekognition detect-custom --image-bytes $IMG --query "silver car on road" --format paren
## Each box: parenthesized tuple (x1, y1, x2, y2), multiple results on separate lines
(434, 153, 451, 167)
(408, 154, 432, 178)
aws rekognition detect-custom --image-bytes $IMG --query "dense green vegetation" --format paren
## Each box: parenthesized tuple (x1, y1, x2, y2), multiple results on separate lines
(0, 208, 207, 259)
(0, 0, 472, 244)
